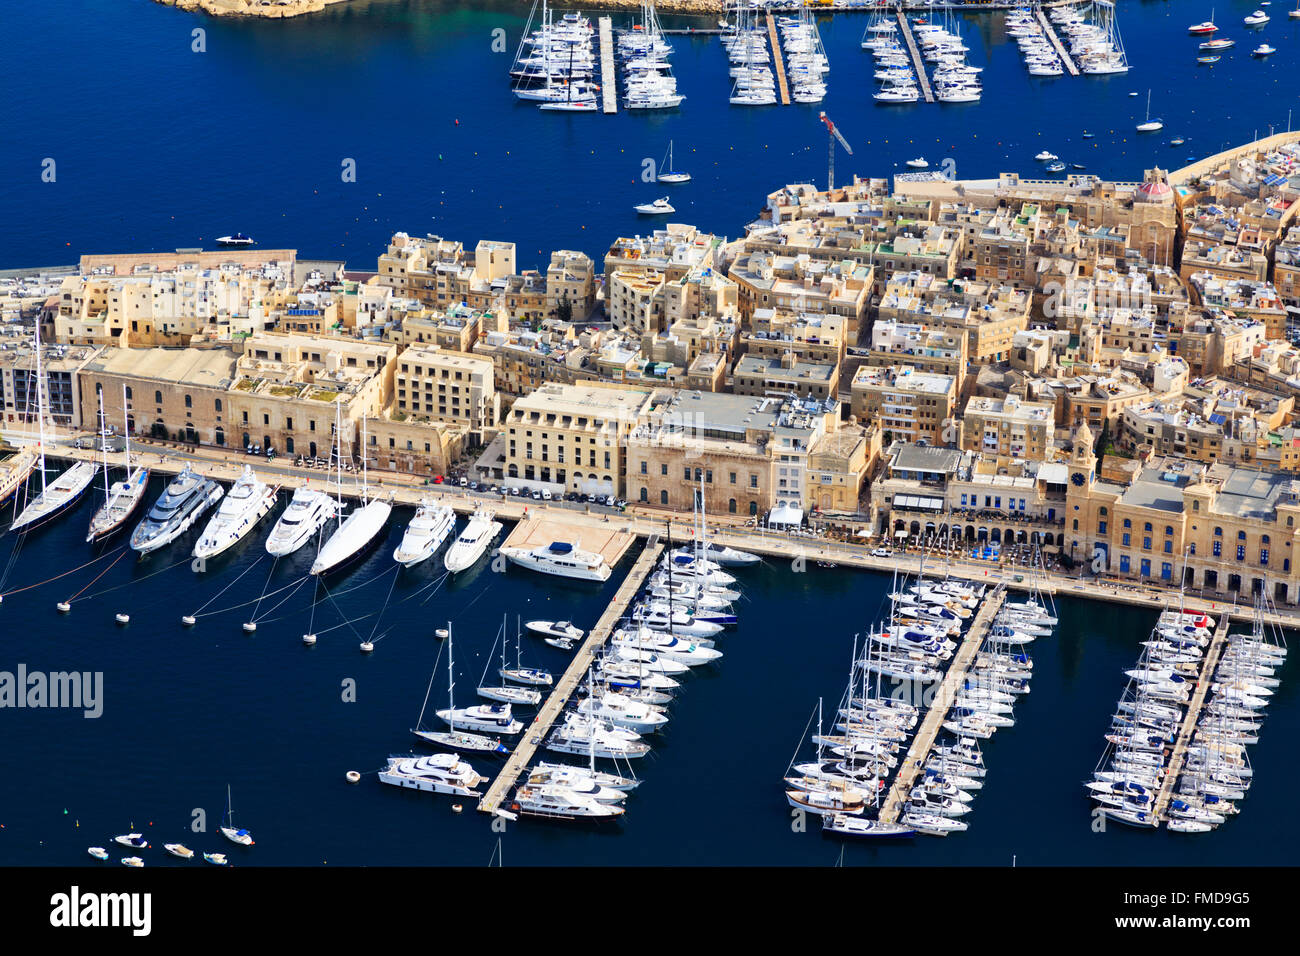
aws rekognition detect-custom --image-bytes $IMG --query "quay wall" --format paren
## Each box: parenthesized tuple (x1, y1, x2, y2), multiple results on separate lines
(1169, 130, 1300, 186)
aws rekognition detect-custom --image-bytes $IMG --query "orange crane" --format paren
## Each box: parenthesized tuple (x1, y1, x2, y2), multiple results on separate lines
(819, 111, 852, 192)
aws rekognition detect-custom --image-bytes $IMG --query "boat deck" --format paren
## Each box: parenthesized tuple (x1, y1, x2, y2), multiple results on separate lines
(477, 538, 665, 815)
(598, 17, 618, 114)
(1152, 613, 1232, 823)
(1035, 9, 1080, 76)
(895, 11, 935, 103)
(766, 13, 791, 106)
(877, 587, 1006, 824)
(500, 513, 635, 568)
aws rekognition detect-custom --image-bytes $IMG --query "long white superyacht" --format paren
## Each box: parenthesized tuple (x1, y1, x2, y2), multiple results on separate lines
(192, 466, 277, 561)
(443, 506, 502, 573)
(86, 386, 150, 543)
(378, 753, 485, 797)
(130, 466, 224, 554)
(311, 413, 392, 576)
(500, 539, 611, 581)
(393, 499, 457, 567)
(264, 486, 337, 556)
(512, 784, 625, 820)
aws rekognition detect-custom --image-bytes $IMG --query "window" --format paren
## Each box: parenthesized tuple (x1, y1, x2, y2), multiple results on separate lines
(1260, 548, 1269, 566)
(1098, 521, 1108, 534)
(660, 490, 668, 505)
(1236, 545, 1246, 562)
(1140, 558, 1151, 577)
(1189, 543, 1196, 556)
(1144, 522, 1152, 533)
(1123, 519, 1131, 529)
(1143, 537, 1151, 551)
(729, 499, 737, 514)
(154, 390, 163, 405)
(1165, 526, 1173, 536)
(639, 487, 648, 502)
(1164, 540, 1173, 554)
(184, 394, 192, 409)
(639, 461, 647, 475)
(1237, 530, 1247, 541)
(125, 387, 132, 400)
(1213, 540, 1222, 557)
(215, 399, 222, 413)
(1122, 533, 1131, 547)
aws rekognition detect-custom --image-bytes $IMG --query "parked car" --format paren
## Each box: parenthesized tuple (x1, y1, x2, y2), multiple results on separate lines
(870, 547, 893, 558)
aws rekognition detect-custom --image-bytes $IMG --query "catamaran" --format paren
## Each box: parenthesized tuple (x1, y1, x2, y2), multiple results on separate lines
(264, 485, 337, 556)
(392, 499, 457, 567)
(311, 407, 391, 576)
(86, 385, 150, 543)
(443, 506, 502, 573)
(130, 466, 224, 554)
(10, 323, 98, 533)
(192, 465, 276, 561)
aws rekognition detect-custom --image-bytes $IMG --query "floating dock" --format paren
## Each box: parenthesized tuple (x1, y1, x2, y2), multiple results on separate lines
(477, 538, 665, 816)
(895, 10, 935, 103)
(878, 587, 1006, 824)
(598, 16, 618, 114)
(765, 12, 791, 106)
(500, 512, 635, 569)
(1034, 8, 1080, 76)
(1152, 613, 1232, 823)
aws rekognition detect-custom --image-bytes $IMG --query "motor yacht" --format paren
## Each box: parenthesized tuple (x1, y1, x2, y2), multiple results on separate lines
(393, 500, 457, 567)
(130, 466, 224, 554)
(265, 486, 337, 556)
(193, 466, 276, 561)
(444, 507, 502, 573)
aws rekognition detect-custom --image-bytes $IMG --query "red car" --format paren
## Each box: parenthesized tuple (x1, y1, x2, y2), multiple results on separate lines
(433, 475, 444, 484)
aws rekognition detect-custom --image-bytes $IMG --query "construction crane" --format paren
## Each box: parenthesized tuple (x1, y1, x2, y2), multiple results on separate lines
(819, 111, 852, 192)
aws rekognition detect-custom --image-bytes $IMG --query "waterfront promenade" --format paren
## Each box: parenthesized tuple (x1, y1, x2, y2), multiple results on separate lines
(21, 435, 1300, 630)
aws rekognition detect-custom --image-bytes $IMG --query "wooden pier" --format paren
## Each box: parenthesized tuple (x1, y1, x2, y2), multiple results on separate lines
(895, 10, 935, 104)
(598, 16, 618, 114)
(476, 538, 665, 816)
(1034, 8, 1080, 76)
(878, 587, 1005, 824)
(1152, 613, 1232, 823)
(765, 12, 791, 106)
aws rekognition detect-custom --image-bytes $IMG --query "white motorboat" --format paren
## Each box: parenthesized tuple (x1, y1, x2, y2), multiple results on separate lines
(547, 712, 650, 759)
(392, 500, 457, 567)
(203, 852, 228, 865)
(114, 833, 148, 849)
(379, 753, 485, 796)
(1243, 9, 1270, 25)
(576, 690, 668, 733)
(86, 386, 151, 542)
(533, 760, 639, 792)
(512, 784, 625, 820)
(443, 507, 502, 573)
(526, 620, 584, 641)
(438, 698, 523, 736)
(668, 542, 758, 567)
(634, 197, 674, 215)
(629, 605, 723, 639)
(1252, 43, 1277, 56)
(164, 844, 195, 860)
(905, 157, 929, 168)
(525, 766, 628, 803)
(130, 466, 224, 554)
(87, 847, 109, 861)
(823, 815, 915, 839)
(502, 540, 611, 582)
(121, 857, 144, 867)
(193, 466, 276, 561)
(216, 233, 254, 246)
(264, 486, 337, 556)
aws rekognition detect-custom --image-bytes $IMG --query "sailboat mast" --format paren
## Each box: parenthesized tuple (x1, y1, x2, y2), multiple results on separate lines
(121, 383, 132, 472)
(32, 321, 47, 492)
(98, 387, 110, 500)
(446, 621, 456, 727)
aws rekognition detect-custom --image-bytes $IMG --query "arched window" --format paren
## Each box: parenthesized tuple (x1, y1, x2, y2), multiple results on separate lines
(214, 427, 224, 447)
(184, 394, 192, 409)
(1262, 534, 1270, 544)
(1214, 527, 1223, 536)
(749, 501, 758, 516)
(1164, 526, 1173, 536)
(125, 386, 132, 401)
(215, 399, 222, 413)
(660, 490, 668, 505)
(286, 437, 294, 454)
(1099, 506, 1108, 516)
(1123, 519, 1131, 529)
(729, 499, 737, 514)
(154, 390, 163, 405)
(639, 487, 648, 502)
(1143, 522, 1153, 533)
(1237, 530, 1247, 541)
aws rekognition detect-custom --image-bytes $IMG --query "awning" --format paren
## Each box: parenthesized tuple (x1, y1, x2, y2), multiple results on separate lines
(767, 502, 804, 527)
(893, 494, 945, 511)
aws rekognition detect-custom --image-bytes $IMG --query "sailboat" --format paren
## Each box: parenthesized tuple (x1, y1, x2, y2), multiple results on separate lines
(478, 617, 544, 705)
(86, 385, 150, 542)
(219, 785, 254, 846)
(11, 323, 98, 533)
(436, 621, 524, 735)
(412, 623, 512, 754)
(1135, 90, 1163, 132)
(656, 140, 691, 184)
(311, 405, 391, 576)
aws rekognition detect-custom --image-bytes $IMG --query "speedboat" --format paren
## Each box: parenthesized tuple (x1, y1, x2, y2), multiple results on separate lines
(264, 486, 337, 556)
(11, 460, 98, 533)
(1187, 19, 1218, 34)
(443, 507, 502, 573)
(1035, 150, 1059, 161)
(905, 157, 929, 168)
(1243, 9, 1270, 25)
(114, 833, 148, 849)
(121, 857, 144, 867)
(130, 466, 224, 554)
(501, 540, 611, 582)
(378, 753, 485, 796)
(1252, 43, 1277, 56)
(1046, 161, 1067, 172)
(216, 233, 254, 246)
(392, 500, 456, 567)
(192, 466, 276, 561)
(203, 852, 228, 865)
(311, 495, 392, 575)
(512, 784, 625, 820)
(164, 844, 195, 860)
(634, 197, 675, 215)
(526, 620, 584, 641)
(87, 847, 109, 861)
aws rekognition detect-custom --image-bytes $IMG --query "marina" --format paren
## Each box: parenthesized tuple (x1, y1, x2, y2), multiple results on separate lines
(894, 10, 935, 103)
(599, 16, 619, 114)
(1035, 6, 1080, 76)
(765, 12, 792, 106)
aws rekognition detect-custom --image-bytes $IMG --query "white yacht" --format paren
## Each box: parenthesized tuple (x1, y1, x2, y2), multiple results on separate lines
(634, 197, 675, 215)
(512, 784, 625, 820)
(444, 507, 502, 573)
(192, 466, 276, 561)
(219, 785, 254, 846)
(392, 500, 457, 567)
(130, 466, 224, 554)
(501, 540, 611, 582)
(533, 760, 639, 792)
(264, 486, 337, 556)
(546, 713, 650, 759)
(311, 411, 392, 576)
(668, 542, 758, 567)
(656, 140, 691, 183)
(575, 690, 669, 733)
(437, 699, 524, 735)
(526, 620, 584, 641)
(86, 391, 150, 543)
(525, 766, 630, 801)
(378, 753, 485, 797)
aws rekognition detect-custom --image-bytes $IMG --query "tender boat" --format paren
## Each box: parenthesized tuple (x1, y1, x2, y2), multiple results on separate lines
(265, 486, 337, 556)
(193, 466, 276, 561)
(634, 197, 675, 215)
(164, 844, 195, 860)
(87, 847, 109, 861)
(121, 856, 144, 867)
(130, 466, 224, 554)
(393, 500, 457, 567)
(443, 507, 502, 573)
(114, 833, 148, 849)
(905, 157, 929, 168)
(203, 852, 228, 865)
(378, 753, 485, 796)
(502, 540, 612, 582)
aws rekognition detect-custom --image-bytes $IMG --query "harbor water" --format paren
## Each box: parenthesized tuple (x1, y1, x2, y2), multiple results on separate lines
(0, 480, 1295, 865)
(2, 1, 1299, 269)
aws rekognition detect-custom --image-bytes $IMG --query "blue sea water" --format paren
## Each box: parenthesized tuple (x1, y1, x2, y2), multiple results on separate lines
(0, 480, 1295, 866)
(1, 1, 1299, 865)
(1, 1, 1299, 271)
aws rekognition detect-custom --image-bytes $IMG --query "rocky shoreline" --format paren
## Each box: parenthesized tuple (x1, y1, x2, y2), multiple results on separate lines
(152, 0, 353, 19)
